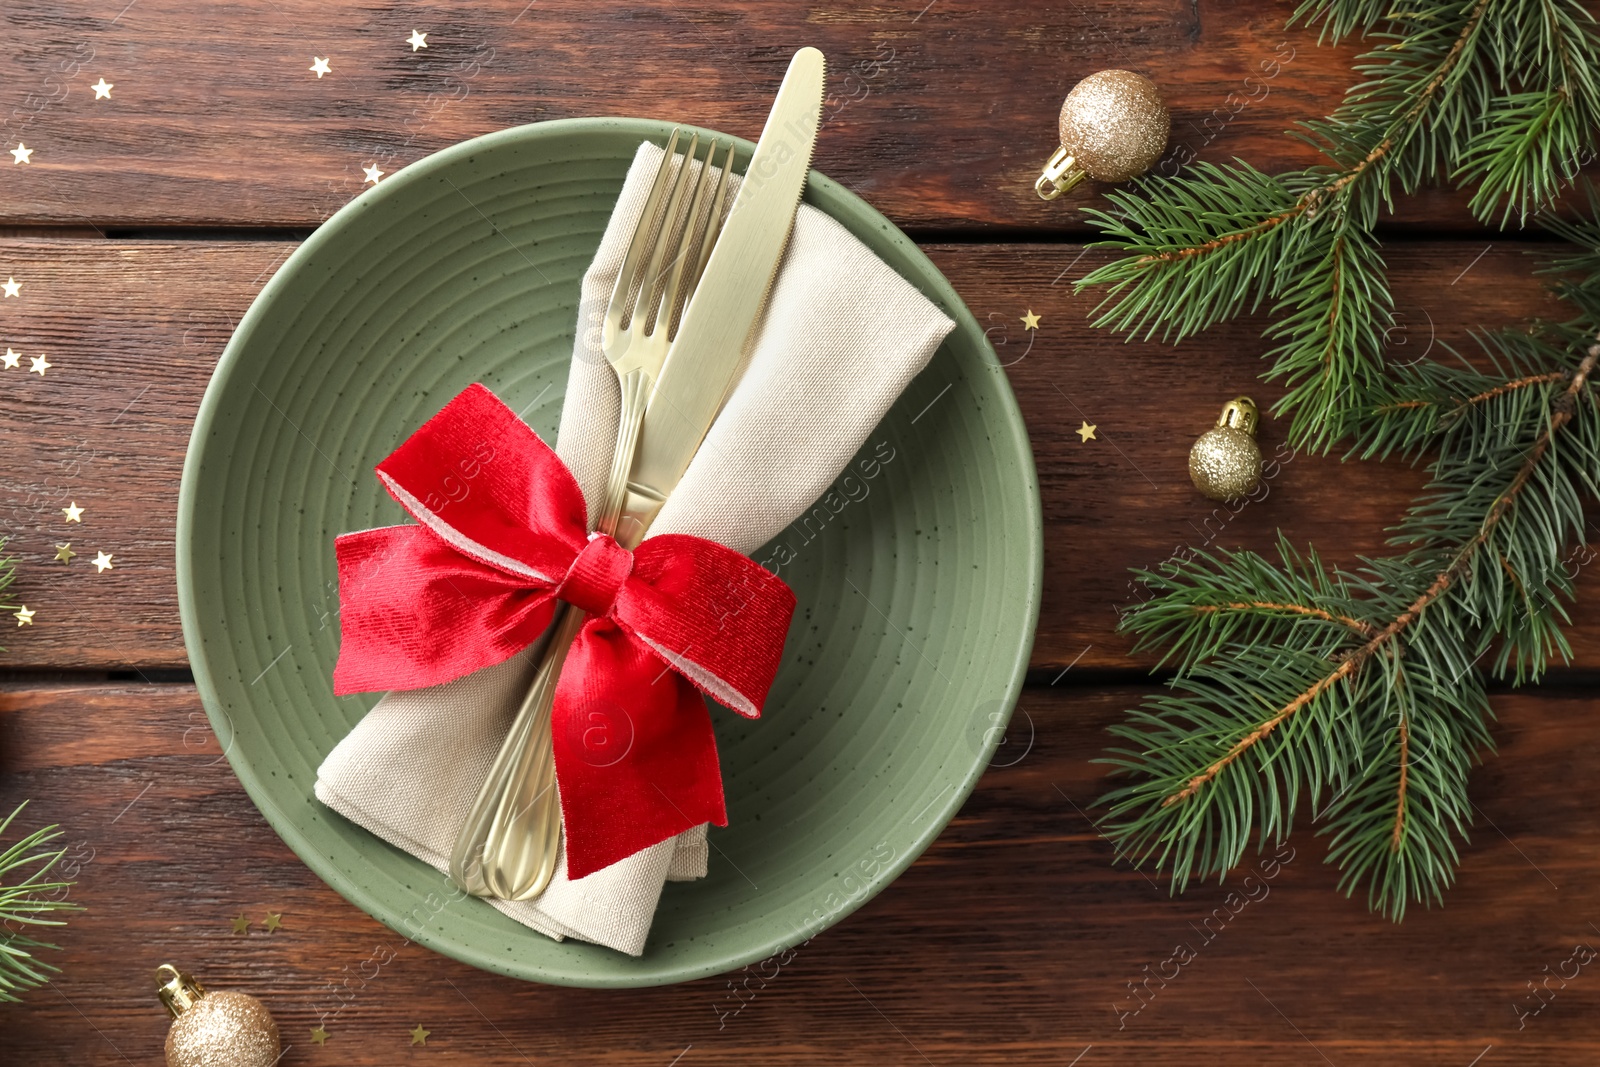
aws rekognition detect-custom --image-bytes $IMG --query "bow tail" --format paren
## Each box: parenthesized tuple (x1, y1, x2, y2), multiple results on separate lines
(552, 618, 728, 880)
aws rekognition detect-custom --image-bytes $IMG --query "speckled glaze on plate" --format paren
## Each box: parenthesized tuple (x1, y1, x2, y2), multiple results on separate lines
(176, 117, 1042, 987)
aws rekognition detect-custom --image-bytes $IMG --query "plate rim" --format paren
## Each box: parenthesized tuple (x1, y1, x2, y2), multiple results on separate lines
(176, 115, 1044, 987)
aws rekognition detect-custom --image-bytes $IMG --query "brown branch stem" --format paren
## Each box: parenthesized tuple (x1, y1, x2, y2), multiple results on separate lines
(1193, 601, 1376, 636)
(1376, 371, 1570, 415)
(1391, 715, 1411, 850)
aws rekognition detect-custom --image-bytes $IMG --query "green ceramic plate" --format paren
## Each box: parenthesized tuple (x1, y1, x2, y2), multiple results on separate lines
(177, 117, 1041, 987)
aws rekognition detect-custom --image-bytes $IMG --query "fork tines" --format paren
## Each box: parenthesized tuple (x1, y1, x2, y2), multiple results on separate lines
(613, 128, 735, 344)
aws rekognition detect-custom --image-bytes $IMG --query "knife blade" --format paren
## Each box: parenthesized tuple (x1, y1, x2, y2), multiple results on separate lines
(619, 46, 825, 539)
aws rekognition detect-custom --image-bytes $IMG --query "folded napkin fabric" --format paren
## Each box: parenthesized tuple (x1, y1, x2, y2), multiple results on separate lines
(316, 140, 956, 956)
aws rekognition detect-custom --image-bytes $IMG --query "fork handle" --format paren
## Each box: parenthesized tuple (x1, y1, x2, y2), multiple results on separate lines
(453, 369, 657, 900)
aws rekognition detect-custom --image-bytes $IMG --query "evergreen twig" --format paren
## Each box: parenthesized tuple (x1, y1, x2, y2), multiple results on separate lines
(0, 803, 79, 1002)
(1087, 1, 1600, 920)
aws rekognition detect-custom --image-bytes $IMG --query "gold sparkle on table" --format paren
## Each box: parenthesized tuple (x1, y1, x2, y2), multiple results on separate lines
(1076, 420, 1097, 442)
(53, 543, 75, 564)
(363, 163, 384, 185)
(63, 501, 84, 523)
(10, 143, 32, 165)
(2, 277, 19, 298)
(310, 57, 332, 78)
(1020, 309, 1041, 331)
(409, 1024, 431, 1047)
(230, 914, 250, 934)
(30, 354, 50, 376)
(310, 1027, 330, 1046)
(263, 912, 282, 932)
(2, 348, 18, 369)
(92, 550, 114, 573)
(91, 78, 113, 99)
(13, 605, 34, 627)
(407, 30, 428, 51)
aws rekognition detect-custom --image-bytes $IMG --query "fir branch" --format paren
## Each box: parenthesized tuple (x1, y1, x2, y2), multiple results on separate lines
(1093, 0, 1600, 924)
(1101, 332, 1597, 918)
(0, 803, 79, 1002)
(1171, 336, 1594, 799)
(1077, 0, 1600, 450)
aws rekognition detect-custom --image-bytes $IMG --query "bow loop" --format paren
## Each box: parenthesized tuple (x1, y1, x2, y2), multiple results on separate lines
(333, 384, 796, 879)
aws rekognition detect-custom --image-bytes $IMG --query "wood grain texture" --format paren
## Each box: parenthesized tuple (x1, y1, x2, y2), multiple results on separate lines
(2, 681, 1597, 1065)
(3, 3, 1599, 1059)
(0, 0, 1507, 233)
(0, 237, 1593, 671)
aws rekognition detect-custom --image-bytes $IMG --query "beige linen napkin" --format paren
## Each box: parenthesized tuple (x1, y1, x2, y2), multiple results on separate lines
(315, 140, 955, 956)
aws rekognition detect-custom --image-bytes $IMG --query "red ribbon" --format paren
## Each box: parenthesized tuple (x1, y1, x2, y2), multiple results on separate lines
(332, 384, 796, 879)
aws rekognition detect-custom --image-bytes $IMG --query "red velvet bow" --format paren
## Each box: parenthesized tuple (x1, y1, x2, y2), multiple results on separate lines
(332, 384, 795, 879)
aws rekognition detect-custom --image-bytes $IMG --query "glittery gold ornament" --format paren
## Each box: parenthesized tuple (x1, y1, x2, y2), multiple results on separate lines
(157, 964, 281, 1067)
(1189, 397, 1263, 501)
(1036, 69, 1170, 200)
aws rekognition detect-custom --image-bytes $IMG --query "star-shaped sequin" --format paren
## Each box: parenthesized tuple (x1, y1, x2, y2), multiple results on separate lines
(30, 354, 50, 376)
(230, 914, 250, 934)
(10, 143, 32, 165)
(363, 163, 384, 184)
(410, 1024, 431, 1046)
(310, 1027, 330, 1046)
(310, 57, 332, 78)
(2, 278, 20, 298)
(1076, 421, 1097, 442)
(63, 502, 84, 523)
(2, 348, 19, 369)
(13, 605, 34, 626)
(263, 912, 282, 932)
(1020, 309, 1041, 330)
(407, 30, 428, 51)
(92, 79, 113, 99)
(54, 543, 76, 564)
(92, 550, 114, 573)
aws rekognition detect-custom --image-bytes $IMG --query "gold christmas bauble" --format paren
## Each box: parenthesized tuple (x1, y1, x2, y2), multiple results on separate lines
(158, 964, 281, 1067)
(1036, 69, 1170, 199)
(1189, 397, 1263, 501)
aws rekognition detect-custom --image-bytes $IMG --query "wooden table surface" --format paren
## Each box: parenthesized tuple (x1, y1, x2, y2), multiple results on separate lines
(3, 2, 1598, 1063)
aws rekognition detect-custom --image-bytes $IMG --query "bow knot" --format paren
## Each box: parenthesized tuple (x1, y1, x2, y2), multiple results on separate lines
(332, 384, 796, 879)
(558, 532, 633, 617)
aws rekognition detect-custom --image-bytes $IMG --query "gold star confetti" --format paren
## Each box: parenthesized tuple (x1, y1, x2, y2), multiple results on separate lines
(10, 143, 32, 165)
(62, 501, 84, 523)
(2, 278, 19, 298)
(91, 78, 113, 99)
(310, 1027, 330, 1046)
(310, 57, 332, 78)
(30, 354, 50, 376)
(263, 912, 282, 932)
(92, 550, 114, 573)
(1076, 420, 1097, 442)
(409, 1024, 431, 1046)
(407, 30, 428, 51)
(230, 914, 250, 934)
(54, 543, 75, 564)
(14, 605, 34, 627)
(363, 163, 384, 184)
(2, 348, 18, 369)
(1020, 309, 1041, 330)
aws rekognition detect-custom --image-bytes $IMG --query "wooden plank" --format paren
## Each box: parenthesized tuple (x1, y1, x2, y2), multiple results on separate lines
(0, 236, 1594, 672)
(2, 681, 1597, 1063)
(0, 0, 1499, 232)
